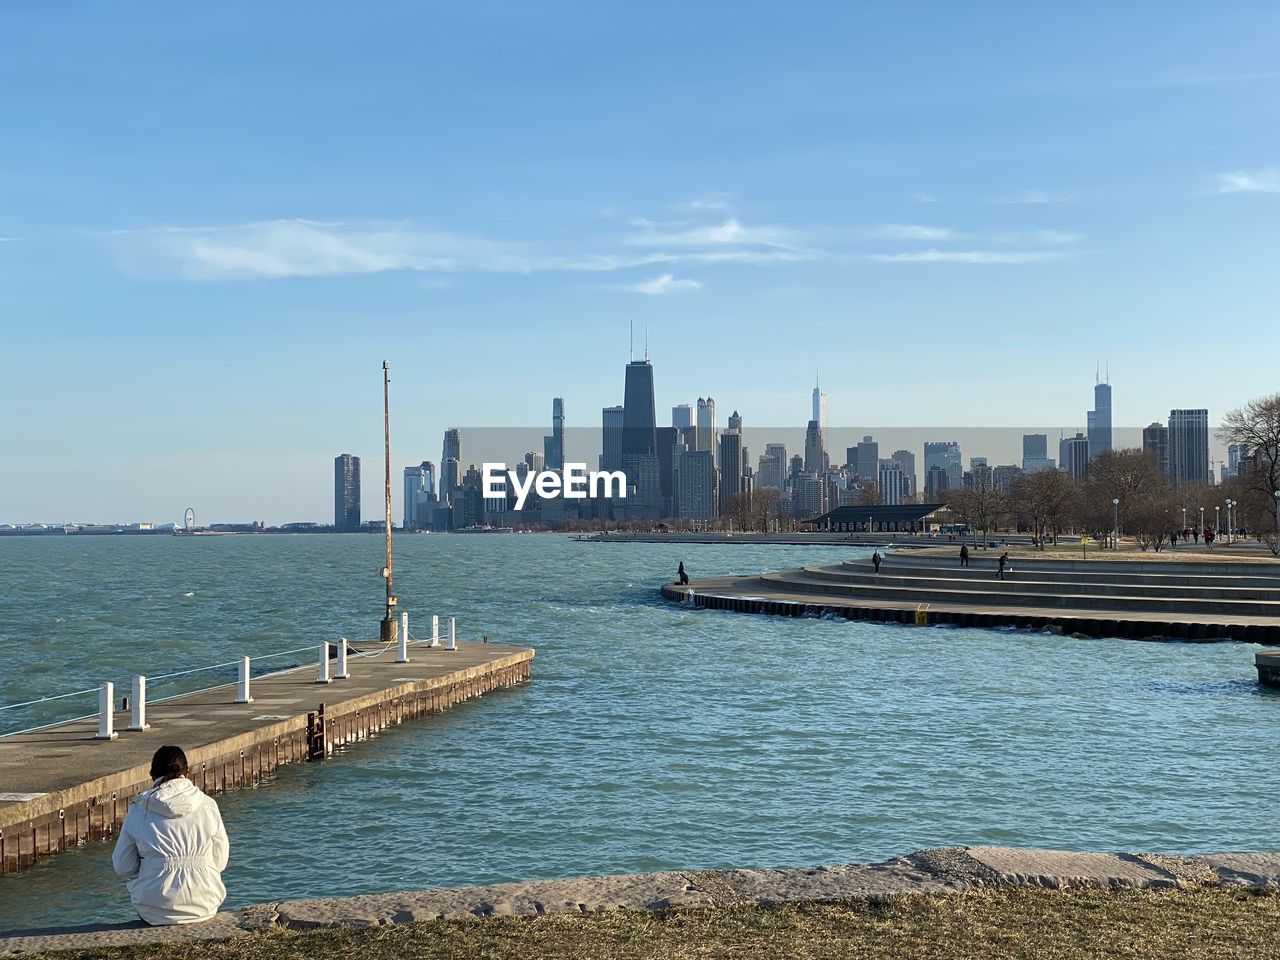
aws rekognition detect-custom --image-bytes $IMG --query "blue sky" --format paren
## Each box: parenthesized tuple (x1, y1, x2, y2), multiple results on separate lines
(2, 3, 1278, 523)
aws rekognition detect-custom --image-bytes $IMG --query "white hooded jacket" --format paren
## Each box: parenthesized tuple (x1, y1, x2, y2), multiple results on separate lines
(111, 777, 229, 925)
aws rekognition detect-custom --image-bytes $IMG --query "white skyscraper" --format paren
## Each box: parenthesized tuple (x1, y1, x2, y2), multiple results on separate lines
(812, 377, 828, 441)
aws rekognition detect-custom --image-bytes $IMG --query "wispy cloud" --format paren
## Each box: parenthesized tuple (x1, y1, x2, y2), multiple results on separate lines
(671, 192, 734, 214)
(1216, 168, 1280, 194)
(624, 273, 703, 295)
(912, 192, 938, 203)
(622, 218, 796, 249)
(990, 190, 1073, 205)
(873, 224, 955, 240)
(867, 249, 1067, 264)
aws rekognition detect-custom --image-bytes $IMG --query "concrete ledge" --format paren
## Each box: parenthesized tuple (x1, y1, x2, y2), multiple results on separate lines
(3, 846, 1277, 955)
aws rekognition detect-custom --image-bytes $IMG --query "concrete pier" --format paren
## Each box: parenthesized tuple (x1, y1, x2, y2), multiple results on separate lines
(1259, 650, 1280, 686)
(0, 640, 533, 875)
(663, 555, 1280, 645)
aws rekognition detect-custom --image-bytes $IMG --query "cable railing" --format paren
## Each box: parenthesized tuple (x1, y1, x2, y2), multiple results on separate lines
(0, 612, 464, 739)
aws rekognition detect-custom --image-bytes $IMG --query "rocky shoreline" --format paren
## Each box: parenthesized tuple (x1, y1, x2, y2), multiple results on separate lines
(2, 845, 1278, 955)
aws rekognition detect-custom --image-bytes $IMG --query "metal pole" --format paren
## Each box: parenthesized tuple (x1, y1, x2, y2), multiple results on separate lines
(127, 675, 150, 731)
(446, 616, 457, 651)
(95, 682, 118, 740)
(1112, 499, 1119, 550)
(237, 656, 254, 703)
(381, 360, 398, 643)
(397, 611, 409, 663)
(431, 614, 440, 647)
(316, 642, 331, 684)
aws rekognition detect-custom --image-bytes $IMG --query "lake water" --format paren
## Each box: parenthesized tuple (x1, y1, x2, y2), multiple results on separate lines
(0, 534, 1276, 930)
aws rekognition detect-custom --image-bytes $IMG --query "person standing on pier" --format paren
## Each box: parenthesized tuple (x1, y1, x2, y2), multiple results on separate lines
(959, 544, 970, 567)
(112, 745, 229, 926)
(872, 551, 882, 574)
(677, 561, 689, 585)
(996, 552, 1009, 580)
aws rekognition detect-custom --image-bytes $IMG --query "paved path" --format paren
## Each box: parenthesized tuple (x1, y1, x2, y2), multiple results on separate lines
(2, 845, 1276, 953)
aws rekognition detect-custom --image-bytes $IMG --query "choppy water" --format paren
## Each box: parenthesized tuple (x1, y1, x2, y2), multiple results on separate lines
(0, 534, 1276, 930)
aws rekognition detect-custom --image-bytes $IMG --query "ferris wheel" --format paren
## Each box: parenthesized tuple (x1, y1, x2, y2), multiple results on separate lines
(183, 507, 196, 533)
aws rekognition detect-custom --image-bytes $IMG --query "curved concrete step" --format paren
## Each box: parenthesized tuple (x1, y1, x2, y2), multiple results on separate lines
(818, 564, 1280, 601)
(759, 569, 1280, 617)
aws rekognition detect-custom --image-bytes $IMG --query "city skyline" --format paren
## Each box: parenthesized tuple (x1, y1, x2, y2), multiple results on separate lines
(3, 4, 1278, 521)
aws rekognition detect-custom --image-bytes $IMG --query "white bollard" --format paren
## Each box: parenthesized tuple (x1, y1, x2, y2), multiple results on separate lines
(397, 612, 409, 663)
(316, 642, 331, 684)
(446, 616, 457, 651)
(127, 675, 150, 731)
(96, 681, 118, 740)
(431, 614, 440, 648)
(236, 656, 254, 704)
(335, 637, 349, 680)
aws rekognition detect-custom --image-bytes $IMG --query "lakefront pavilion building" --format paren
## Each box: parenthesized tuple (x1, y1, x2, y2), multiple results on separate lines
(805, 503, 950, 533)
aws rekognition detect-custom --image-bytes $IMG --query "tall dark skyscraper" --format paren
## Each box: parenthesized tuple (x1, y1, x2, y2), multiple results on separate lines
(543, 397, 565, 471)
(440, 428, 462, 501)
(1087, 371, 1112, 461)
(334, 453, 361, 531)
(621, 358, 660, 508)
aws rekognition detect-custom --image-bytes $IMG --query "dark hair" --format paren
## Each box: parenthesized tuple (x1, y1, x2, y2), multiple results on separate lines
(150, 745, 189, 782)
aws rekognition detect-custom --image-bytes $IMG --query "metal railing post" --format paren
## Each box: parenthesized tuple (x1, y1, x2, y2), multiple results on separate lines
(431, 614, 440, 648)
(446, 616, 457, 651)
(95, 682, 118, 740)
(236, 656, 254, 704)
(397, 612, 409, 663)
(127, 675, 150, 731)
(316, 642, 331, 684)
(335, 638, 349, 680)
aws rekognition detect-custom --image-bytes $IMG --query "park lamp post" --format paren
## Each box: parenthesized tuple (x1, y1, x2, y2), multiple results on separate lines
(1182, 507, 1187, 534)
(1112, 498, 1120, 549)
(1199, 506, 1205, 542)
(1226, 500, 1234, 544)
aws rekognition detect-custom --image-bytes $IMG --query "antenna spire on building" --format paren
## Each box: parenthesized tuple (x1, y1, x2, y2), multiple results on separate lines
(1095, 359, 1099, 385)
(629, 319, 634, 362)
(644, 323, 649, 362)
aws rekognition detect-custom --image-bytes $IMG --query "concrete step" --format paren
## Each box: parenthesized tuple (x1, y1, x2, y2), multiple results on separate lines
(881, 553, 1280, 579)
(822, 564, 1280, 601)
(846, 559, 1280, 589)
(759, 569, 1280, 617)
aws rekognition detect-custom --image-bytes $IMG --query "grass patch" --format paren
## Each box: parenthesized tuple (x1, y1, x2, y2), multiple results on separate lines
(36, 886, 1280, 960)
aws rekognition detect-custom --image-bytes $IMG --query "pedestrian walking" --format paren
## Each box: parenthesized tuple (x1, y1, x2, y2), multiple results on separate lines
(112, 746, 229, 926)
(872, 551, 882, 574)
(996, 552, 1008, 580)
(959, 544, 969, 567)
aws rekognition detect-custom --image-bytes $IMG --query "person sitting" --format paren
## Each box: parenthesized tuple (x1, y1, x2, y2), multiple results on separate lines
(112, 745, 229, 925)
(677, 561, 690, 585)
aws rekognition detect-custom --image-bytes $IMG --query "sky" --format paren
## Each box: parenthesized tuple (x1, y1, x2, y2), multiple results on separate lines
(1, 2, 1278, 523)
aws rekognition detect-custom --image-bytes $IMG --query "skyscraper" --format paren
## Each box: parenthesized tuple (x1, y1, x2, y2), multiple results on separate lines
(758, 442, 787, 489)
(440, 428, 462, 502)
(402, 461, 435, 530)
(1087, 374, 1112, 461)
(674, 448, 716, 519)
(600, 405, 624, 473)
(1142, 422, 1169, 478)
(803, 420, 825, 473)
(890, 449, 917, 497)
(696, 397, 717, 455)
(543, 397, 565, 471)
(812, 377, 828, 441)
(878, 460, 910, 505)
(923, 441, 962, 491)
(1022, 434, 1054, 471)
(719, 426, 744, 515)
(1059, 432, 1090, 479)
(1167, 409, 1210, 488)
(334, 454, 361, 531)
(672, 404, 693, 429)
(855, 436, 879, 484)
(622, 358, 660, 508)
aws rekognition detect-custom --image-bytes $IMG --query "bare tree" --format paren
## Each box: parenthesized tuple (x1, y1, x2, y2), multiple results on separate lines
(1220, 393, 1280, 554)
(1009, 469, 1076, 549)
(947, 485, 1006, 544)
(854, 484, 884, 507)
(750, 488, 781, 532)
